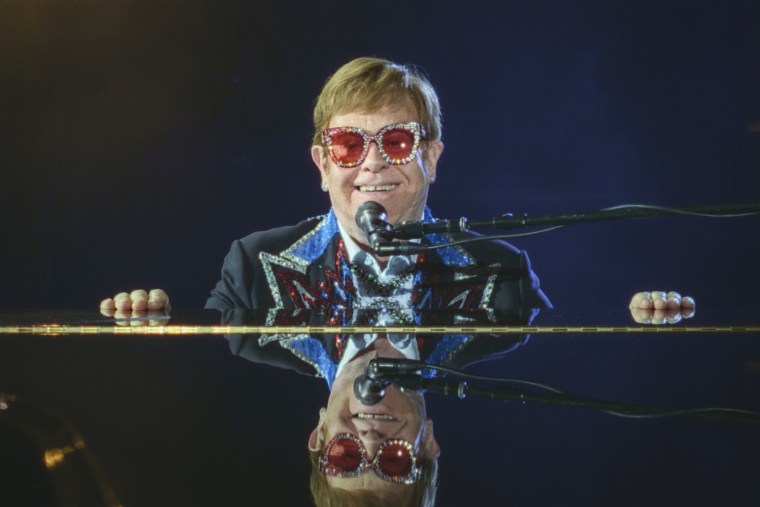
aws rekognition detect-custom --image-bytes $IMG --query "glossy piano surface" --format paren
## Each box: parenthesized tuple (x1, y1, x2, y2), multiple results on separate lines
(1, 306, 758, 506)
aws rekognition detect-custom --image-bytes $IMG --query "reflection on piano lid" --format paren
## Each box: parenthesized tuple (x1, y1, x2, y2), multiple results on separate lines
(1, 307, 759, 506)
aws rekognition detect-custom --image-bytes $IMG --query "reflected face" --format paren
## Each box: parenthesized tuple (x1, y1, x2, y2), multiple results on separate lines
(309, 338, 439, 493)
(311, 103, 444, 244)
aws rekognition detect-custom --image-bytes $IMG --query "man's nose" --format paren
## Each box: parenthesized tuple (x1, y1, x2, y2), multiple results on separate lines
(361, 141, 388, 172)
(354, 419, 388, 440)
(358, 430, 386, 456)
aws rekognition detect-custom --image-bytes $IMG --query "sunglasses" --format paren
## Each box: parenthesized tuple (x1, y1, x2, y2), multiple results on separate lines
(321, 122, 425, 168)
(318, 433, 420, 484)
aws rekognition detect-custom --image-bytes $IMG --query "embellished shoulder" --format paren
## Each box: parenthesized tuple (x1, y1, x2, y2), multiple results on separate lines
(236, 214, 328, 258)
(280, 210, 340, 267)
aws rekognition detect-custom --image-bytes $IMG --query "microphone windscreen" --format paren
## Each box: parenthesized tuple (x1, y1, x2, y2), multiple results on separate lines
(353, 373, 385, 406)
(355, 201, 386, 228)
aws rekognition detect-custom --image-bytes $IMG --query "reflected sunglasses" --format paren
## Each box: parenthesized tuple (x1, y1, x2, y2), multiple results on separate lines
(321, 122, 425, 168)
(318, 432, 421, 484)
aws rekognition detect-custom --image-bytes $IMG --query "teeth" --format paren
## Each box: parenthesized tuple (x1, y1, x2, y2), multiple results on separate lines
(359, 184, 397, 192)
(356, 413, 395, 421)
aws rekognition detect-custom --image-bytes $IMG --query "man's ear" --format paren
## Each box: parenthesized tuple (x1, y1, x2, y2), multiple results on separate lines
(424, 140, 443, 184)
(308, 407, 327, 451)
(311, 145, 329, 177)
(422, 419, 441, 459)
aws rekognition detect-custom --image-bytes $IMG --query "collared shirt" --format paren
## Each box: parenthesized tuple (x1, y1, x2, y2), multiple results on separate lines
(338, 219, 418, 304)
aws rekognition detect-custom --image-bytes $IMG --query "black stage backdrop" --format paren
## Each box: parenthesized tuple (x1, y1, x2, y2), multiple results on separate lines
(1, 1, 759, 506)
(2, 0, 759, 310)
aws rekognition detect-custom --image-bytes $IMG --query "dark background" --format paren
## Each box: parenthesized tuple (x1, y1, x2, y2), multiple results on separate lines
(1, 1, 759, 506)
(2, 0, 759, 310)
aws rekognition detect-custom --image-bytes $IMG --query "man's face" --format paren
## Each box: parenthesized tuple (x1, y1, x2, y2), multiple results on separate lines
(311, 103, 444, 245)
(309, 338, 439, 492)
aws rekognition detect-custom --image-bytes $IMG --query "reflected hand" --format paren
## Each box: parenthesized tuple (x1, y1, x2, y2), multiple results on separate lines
(100, 289, 171, 326)
(629, 291, 695, 324)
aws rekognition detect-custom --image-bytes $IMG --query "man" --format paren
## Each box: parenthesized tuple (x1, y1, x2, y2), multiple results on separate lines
(200, 57, 550, 313)
(101, 58, 693, 317)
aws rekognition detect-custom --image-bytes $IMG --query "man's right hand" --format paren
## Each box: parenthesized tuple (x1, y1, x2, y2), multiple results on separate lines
(100, 289, 170, 315)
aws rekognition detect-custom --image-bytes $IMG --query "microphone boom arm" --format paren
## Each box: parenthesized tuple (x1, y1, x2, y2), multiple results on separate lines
(392, 202, 760, 237)
(389, 375, 760, 425)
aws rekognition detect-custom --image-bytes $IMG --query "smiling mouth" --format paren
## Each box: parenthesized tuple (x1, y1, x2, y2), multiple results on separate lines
(357, 184, 398, 192)
(355, 413, 397, 421)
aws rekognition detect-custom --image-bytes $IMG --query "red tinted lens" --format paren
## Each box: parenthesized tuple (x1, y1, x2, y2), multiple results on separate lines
(329, 132, 365, 165)
(381, 128, 415, 160)
(377, 443, 412, 477)
(326, 438, 363, 472)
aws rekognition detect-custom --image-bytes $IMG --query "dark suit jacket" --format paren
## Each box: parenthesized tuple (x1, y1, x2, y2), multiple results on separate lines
(205, 209, 550, 312)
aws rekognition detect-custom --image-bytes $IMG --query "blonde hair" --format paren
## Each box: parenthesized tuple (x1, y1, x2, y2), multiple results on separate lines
(312, 57, 442, 146)
(308, 450, 438, 507)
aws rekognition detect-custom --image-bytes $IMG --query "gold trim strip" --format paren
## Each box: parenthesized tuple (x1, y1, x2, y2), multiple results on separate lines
(1, 325, 759, 335)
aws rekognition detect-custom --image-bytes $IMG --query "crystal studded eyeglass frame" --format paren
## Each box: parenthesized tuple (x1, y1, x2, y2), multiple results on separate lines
(320, 122, 425, 168)
(318, 432, 421, 484)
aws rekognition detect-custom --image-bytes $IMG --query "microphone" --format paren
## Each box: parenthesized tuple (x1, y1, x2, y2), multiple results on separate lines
(370, 358, 426, 374)
(353, 357, 390, 405)
(353, 373, 390, 406)
(355, 201, 393, 251)
(353, 359, 427, 405)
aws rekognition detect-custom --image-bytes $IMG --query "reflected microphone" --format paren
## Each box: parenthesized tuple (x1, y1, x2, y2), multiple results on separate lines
(353, 373, 389, 406)
(355, 201, 393, 251)
(353, 359, 427, 406)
